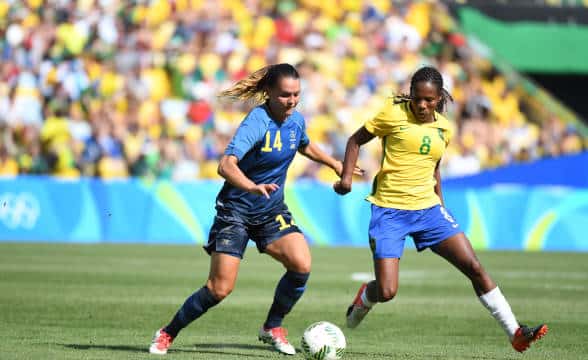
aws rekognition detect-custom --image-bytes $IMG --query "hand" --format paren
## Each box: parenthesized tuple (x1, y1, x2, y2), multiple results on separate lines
(334, 161, 344, 177)
(334, 161, 365, 177)
(250, 183, 280, 199)
(333, 180, 352, 195)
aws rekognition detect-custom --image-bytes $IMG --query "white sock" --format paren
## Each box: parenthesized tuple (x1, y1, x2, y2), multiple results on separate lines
(479, 287, 519, 339)
(360, 286, 375, 308)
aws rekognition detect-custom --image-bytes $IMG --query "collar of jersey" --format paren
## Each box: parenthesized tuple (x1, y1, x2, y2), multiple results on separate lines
(263, 103, 292, 125)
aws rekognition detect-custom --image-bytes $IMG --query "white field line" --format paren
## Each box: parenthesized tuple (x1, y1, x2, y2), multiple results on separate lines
(352, 270, 588, 281)
(351, 271, 588, 292)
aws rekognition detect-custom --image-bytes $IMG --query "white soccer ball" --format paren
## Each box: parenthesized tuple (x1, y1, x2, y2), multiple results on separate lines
(300, 321, 346, 360)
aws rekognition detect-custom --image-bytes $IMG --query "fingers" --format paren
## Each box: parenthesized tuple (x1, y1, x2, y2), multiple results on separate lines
(353, 166, 365, 176)
(257, 183, 280, 199)
(264, 183, 279, 196)
(333, 181, 351, 195)
(334, 161, 344, 176)
(267, 183, 280, 192)
(259, 187, 270, 199)
(334, 186, 349, 195)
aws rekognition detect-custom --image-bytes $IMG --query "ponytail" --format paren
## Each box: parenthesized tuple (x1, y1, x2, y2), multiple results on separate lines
(218, 66, 272, 104)
(218, 63, 300, 105)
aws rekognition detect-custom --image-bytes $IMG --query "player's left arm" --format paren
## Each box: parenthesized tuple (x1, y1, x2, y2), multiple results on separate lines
(435, 117, 453, 207)
(434, 160, 445, 207)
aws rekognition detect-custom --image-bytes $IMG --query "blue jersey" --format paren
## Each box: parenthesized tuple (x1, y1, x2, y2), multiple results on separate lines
(216, 105, 310, 217)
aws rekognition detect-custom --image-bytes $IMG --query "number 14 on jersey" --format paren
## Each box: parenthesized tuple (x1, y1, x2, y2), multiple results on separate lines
(261, 130, 282, 152)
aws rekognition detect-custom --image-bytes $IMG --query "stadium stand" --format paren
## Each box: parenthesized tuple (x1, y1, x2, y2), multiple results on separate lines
(0, 0, 585, 182)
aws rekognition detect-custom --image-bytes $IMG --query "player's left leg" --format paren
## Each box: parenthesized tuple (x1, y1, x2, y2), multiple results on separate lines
(431, 232, 547, 352)
(260, 232, 311, 355)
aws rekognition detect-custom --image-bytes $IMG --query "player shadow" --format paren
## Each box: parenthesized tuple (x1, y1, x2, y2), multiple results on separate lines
(193, 342, 277, 351)
(61, 343, 276, 358)
(346, 350, 514, 360)
(193, 342, 288, 357)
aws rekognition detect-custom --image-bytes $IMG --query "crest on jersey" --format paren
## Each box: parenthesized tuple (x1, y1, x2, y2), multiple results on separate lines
(289, 129, 297, 149)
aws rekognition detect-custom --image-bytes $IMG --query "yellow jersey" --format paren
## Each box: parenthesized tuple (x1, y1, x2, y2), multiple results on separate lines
(364, 100, 453, 210)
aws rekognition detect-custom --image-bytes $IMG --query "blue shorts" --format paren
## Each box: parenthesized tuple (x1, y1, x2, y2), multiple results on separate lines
(204, 204, 302, 259)
(368, 204, 462, 259)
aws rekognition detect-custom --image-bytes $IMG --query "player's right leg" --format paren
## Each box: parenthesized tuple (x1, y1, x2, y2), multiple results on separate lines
(347, 205, 406, 329)
(150, 212, 247, 355)
(346, 282, 371, 329)
(149, 252, 240, 354)
(347, 258, 399, 328)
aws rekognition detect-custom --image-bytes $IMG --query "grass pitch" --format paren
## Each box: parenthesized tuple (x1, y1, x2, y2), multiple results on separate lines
(1, 243, 587, 359)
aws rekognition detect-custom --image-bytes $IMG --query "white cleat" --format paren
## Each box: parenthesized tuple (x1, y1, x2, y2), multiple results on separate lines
(258, 326, 296, 355)
(346, 283, 372, 329)
(149, 328, 174, 355)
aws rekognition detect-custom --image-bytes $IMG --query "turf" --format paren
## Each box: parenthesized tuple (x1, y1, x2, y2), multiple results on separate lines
(1, 243, 586, 359)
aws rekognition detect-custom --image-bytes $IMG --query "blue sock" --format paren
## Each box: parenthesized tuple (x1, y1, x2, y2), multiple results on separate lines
(264, 271, 310, 329)
(164, 286, 220, 337)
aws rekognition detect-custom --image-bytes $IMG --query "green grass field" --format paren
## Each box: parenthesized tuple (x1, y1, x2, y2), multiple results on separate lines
(1, 243, 587, 359)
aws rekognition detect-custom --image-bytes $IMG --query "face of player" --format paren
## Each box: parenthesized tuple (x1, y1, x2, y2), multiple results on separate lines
(266, 76, 300, 121)
(410, 81, 441, 123)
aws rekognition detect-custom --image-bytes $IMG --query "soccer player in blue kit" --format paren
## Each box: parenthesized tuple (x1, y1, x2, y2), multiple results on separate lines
(149, 63, 362, 355)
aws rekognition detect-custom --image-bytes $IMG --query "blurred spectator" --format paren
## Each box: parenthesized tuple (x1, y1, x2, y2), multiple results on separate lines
(0, 138, 18, 176)
(0, 0, 584, 182)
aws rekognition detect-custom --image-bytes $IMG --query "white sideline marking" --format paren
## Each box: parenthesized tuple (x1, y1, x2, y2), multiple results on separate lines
(351, 270, 588, 283)
(351, 270, 437, 282)
(351, 272, 374, 282)
(496, 271, 588, 280)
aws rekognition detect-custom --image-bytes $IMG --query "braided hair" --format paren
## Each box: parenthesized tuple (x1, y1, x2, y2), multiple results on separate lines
(219, 63, 300, 104)
(393, 66, 453, 113)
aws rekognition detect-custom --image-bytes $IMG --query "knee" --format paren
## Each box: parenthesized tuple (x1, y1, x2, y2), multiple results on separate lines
(288, 256, 311, 274)
(206, 280, 233, 301)
(377, 284, 398, 302)
(293, 261, 311, 274)
(467, 258, 485, 279)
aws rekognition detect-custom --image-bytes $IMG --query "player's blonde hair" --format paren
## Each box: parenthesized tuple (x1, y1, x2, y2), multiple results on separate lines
(219, 63, 299, 105)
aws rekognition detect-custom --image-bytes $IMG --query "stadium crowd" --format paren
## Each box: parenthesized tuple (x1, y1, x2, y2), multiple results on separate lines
(0, 0, 585, 182)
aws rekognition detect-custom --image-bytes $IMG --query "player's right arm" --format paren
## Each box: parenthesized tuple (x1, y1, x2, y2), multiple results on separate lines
(334, 126, 375, 195)
(218, 155, 278, 199)
(334, 103, 396, 195)
(219, 110, 278, 199)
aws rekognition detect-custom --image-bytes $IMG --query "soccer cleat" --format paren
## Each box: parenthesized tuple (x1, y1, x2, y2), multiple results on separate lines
(149, 328, 174, 355)
(346, 283, 372, 329)
(511, 324, 548, 353)
(258, 326, 296, 355)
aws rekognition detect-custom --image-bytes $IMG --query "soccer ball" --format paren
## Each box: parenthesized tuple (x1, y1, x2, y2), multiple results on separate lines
(300, 321, 346, 360)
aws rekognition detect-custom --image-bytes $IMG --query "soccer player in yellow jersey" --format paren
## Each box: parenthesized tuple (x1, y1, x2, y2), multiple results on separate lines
(334, 67, 547, 353)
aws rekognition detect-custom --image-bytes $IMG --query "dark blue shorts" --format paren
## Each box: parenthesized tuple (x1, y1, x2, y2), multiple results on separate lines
(368, 204, 463, 259)
(204, 204, 302, 259)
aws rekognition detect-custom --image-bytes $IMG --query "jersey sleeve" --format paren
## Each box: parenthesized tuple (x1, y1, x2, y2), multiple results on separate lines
(364, 103, 399, 137)
(224, 111, 266, 161)
(298, 115, 310, 149)
(444, 125, 453, 146)
(436, 112, 454, 146)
